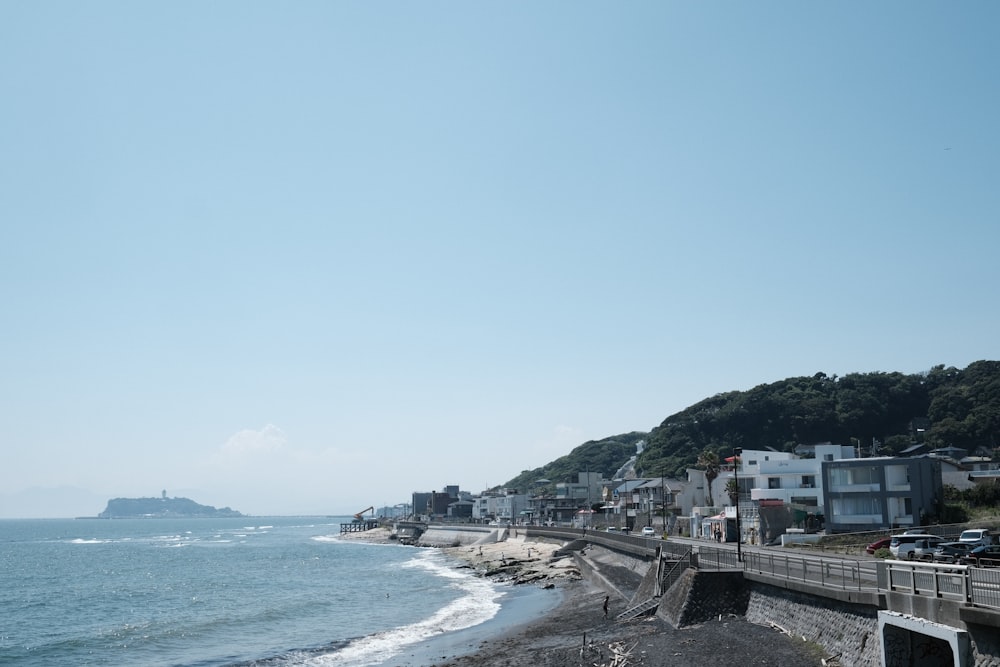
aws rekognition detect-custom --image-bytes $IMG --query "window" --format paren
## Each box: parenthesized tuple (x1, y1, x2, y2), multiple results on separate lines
(801, 476, 815, 488)
(768, 477, 781, 489)
(831, 495, 881, 516)
(829, 466, 879, 486)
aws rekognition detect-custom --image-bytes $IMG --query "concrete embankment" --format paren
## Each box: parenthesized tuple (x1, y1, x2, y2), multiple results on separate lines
(401, 527, 1000, 666)
(417, 526, 498, 547)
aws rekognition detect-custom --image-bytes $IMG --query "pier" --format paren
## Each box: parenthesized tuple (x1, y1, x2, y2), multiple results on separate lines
(340, 519, 380, 533)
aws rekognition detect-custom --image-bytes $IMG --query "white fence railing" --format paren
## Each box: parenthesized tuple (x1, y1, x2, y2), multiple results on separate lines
(525, 526, 1000, 611)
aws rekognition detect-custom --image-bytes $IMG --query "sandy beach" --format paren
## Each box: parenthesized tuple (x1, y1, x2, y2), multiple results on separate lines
(339, 527, 828, 666)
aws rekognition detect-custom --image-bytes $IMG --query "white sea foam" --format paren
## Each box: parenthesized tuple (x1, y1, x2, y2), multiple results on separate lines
(304, 551, 503, 667)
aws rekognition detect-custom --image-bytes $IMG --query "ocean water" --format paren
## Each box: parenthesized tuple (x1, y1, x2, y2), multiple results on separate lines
(0, 517, 559, 666)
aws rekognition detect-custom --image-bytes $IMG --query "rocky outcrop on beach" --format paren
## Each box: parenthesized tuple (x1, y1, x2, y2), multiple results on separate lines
(338, 525, 581, 586)
(444, 534, 582, 586)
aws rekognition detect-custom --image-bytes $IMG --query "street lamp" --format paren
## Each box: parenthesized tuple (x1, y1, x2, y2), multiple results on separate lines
(733, 448, 743, 563)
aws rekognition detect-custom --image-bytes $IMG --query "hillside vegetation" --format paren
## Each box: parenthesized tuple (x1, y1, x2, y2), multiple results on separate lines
(505, 361, 1000, 490)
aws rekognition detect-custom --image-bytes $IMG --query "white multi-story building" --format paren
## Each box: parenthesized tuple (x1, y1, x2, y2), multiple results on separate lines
(741, 444, 855, 510)
(709, 444, 855, 542)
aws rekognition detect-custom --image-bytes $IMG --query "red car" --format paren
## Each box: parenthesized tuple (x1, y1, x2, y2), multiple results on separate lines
(866, 537, 892, 554)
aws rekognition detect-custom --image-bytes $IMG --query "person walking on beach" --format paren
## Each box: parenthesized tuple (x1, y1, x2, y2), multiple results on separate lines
(603, 595, 610, 619)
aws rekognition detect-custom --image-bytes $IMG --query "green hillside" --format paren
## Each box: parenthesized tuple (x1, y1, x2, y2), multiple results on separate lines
(503, 432, 647, 497)
(504, 361, 1000, 488)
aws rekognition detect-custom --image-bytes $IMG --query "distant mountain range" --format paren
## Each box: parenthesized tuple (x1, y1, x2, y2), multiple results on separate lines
(97, 496, 244, 519)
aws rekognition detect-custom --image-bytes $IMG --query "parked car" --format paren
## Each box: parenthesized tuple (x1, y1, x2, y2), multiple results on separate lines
(866, 537, 892, 554)
(889, 534, 944, 560)
(932, 542, 975, 564)
(957, 528, 999, 547)
(911, 539, 942, 561)
(641, 526, 656, 537)
(959, 544, 1000, 567)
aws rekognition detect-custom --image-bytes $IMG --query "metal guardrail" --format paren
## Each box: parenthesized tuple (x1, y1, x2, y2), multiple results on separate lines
(694, 545, 741, 571)
(525, 526, 1000, 611)
(525, 526, 662, 555)
(745, 550, 876, 591)
(970, 567, 1000, 610)
(660, 549, 695, 594)
(885, 561, 969, 601)
(885, 560, 1000, 610)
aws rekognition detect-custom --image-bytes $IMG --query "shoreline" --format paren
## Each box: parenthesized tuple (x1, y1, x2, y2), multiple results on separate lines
(338, 527, 828, 667)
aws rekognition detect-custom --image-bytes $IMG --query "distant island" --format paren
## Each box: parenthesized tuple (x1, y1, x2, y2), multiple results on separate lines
(97, 493, 243, 519)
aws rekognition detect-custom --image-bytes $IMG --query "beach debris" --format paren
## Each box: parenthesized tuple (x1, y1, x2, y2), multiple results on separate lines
(602, 639, 640, 666)
(580, 633, 641, 667)
(769, 621, 792, 636)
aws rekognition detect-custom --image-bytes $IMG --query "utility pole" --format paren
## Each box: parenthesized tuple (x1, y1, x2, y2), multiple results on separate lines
(734, 448, 743, 563)
(661, 475, 667, 534)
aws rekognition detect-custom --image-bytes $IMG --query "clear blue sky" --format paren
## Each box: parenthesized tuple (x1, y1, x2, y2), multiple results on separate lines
(2, 2, 997, 517)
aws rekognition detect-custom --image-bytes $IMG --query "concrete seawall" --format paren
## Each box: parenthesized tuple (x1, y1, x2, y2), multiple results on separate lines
(416, 526, 497, 547)
(422, 525, 1000, 666)
(744, 582, 881, 666)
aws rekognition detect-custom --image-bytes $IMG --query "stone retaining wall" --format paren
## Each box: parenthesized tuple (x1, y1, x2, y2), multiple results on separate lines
(657, 570, 748, 628)
(744, 582, 881, 667)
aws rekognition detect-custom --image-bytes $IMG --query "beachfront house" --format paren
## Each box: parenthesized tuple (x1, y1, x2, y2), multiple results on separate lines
(608, 479, 648, 531)
(717, 444, 852, 543)
(633, 478, 685, 533)
(821, 455, 943, 533)
(526, 473, 604, 525)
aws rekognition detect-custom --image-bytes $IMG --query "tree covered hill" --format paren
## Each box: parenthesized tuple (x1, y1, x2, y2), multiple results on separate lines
(504, 432, 647, 496)
(503, 361, 1000, 489)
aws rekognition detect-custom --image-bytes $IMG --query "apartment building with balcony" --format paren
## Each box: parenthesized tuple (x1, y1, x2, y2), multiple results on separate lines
(821, 456, 942, 533)
(741, 444, 854, 511)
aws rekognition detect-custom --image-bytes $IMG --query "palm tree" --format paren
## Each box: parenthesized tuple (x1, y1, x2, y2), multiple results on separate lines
(725, 478, 739, 505)
(697, 449, 721, 507)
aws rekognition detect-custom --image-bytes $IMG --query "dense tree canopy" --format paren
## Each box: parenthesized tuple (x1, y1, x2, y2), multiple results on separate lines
(638, 361, 1000, 478)
(502, 361, 1000, 489)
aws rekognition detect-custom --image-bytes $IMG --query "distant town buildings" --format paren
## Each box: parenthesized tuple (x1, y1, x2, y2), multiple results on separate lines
(401, 440, 998, 541)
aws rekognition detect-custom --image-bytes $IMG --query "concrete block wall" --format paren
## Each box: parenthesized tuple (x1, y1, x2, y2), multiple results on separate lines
(628, 554, 662, 607)
(658, 570, 749, 628)
(745, 584, 880, 667)
(657, 568, 697, 628)
(962, 610, 1000, 667)
(970, 633, 1000, 667)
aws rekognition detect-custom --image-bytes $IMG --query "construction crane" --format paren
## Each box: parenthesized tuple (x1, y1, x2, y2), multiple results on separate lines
(352, 506, 374, 522)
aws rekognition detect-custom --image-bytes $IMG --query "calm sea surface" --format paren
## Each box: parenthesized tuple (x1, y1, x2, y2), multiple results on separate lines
(0, 517, 556, 666)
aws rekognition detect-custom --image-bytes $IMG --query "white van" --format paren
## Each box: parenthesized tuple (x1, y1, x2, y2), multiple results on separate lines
(958, 529, 998, 547)
(889, 533, 944, 559)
